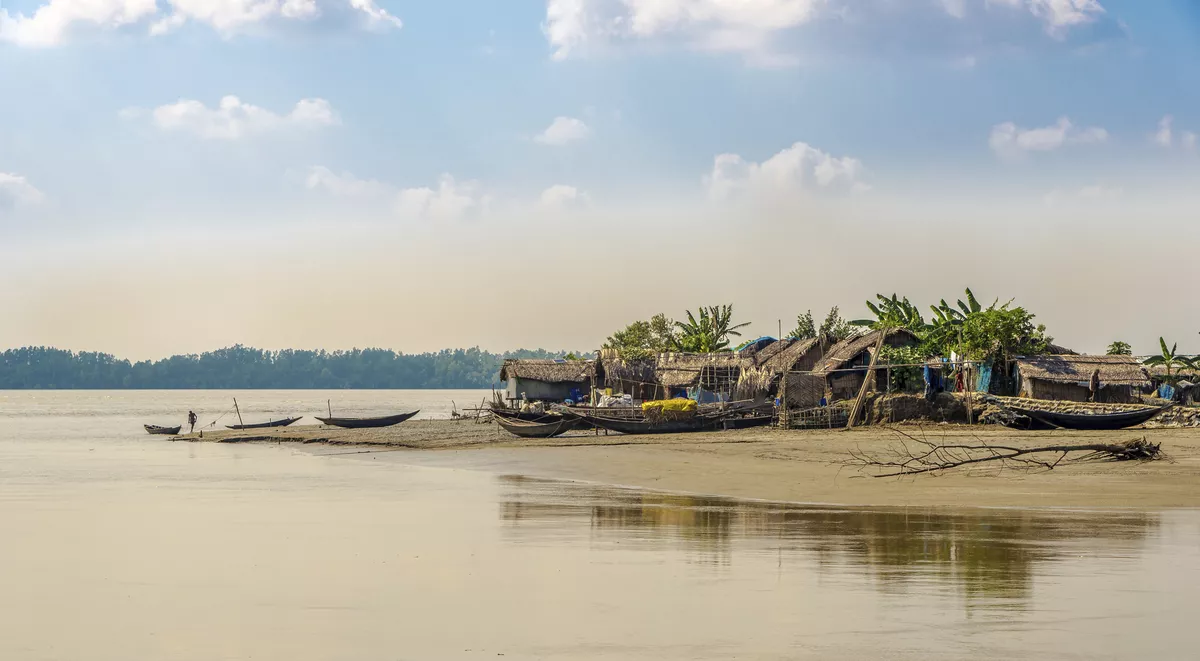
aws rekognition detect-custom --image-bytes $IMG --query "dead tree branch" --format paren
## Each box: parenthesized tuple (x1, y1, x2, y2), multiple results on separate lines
(846, 427, 1165, 477)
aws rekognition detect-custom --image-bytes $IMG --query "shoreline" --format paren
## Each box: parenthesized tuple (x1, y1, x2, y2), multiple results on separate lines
(174, 419, 1200, 509)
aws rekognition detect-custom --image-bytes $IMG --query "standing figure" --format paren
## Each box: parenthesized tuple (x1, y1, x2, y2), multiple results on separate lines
(187, 410, 198, 434)
(1089, 369, 1101, 403)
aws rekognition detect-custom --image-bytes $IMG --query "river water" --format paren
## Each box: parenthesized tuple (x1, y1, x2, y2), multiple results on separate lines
(2, 390, 1198, 660)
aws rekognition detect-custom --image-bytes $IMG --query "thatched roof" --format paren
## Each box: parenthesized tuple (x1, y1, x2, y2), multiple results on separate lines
(1144, 363, 1200, 381)
(1046, 343, 1078, 355)
(654, 352, 749, 388)
(814, 328, 920, 374)
(499, 359, 595, 384)
(1015, 355, 1150, 386)
(598, 348, 657, 386)
(752, 337, 825, 373)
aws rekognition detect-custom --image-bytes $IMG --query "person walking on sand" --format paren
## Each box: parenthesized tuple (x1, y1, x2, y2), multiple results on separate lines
(1089, 369, 1101, 403)
(187, 410, 198, 434)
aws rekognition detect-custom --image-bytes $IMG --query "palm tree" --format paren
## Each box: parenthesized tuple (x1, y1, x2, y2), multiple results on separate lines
(673, 305, 750, 353)
(1142, 337, 1197, 382)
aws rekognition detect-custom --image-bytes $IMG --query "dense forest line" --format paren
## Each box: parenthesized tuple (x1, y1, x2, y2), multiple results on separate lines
(0, 346, 574, 389)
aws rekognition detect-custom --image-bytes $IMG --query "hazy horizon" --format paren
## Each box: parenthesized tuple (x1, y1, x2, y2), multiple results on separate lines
(4, 1, 1199, 360)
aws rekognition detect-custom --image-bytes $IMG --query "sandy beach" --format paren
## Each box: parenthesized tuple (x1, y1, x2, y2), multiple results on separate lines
(175, 419, 1200, 509)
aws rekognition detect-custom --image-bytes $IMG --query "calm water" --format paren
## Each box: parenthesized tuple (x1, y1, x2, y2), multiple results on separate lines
(2, 391, 1199, 660)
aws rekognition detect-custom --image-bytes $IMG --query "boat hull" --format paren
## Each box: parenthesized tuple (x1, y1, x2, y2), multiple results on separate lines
(496, 416, 580, 438)
(226, 417, 302, 430)
(1003, 404, 1167, 431)
(144, 424, 181, 435)
(315, 411, 420, 429)
(563, 410, 725, 435)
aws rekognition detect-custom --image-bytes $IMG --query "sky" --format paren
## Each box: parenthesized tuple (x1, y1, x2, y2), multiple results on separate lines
(2, 0, 1200, 359)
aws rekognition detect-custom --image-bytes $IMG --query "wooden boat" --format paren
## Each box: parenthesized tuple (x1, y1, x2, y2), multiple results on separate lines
(226, 416, 302, 430)
(721, 415, 774, 430)
(144, 424, 181, 435)
(314, 410, 420, 429)
(490, 408, 566, 423)
(562, 410, 726, 435)
(1000, 403, 1169, 431)
(496, 416, 580, 438)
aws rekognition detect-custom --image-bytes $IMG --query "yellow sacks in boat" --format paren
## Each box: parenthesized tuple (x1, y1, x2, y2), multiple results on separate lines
(642, 398, 697, 421)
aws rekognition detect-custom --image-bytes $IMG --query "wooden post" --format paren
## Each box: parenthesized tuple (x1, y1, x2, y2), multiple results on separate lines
(233, 397, 244, 429)
(327, 399, 333, 418)
(847, 331, 887, 429)
(778, 368, 789, 429)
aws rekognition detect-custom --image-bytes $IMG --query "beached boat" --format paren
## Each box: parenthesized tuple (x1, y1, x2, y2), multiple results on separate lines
(144, 424, 181, 435)
(495, 416, 580, 438)
(226, 416, 302, 430)
(314, 411, 420, 429)
(721, 414, 774, 430)
(490, 408, 567, 423)
(999, 402, 1169, 431)
(562, 410, 726, 435)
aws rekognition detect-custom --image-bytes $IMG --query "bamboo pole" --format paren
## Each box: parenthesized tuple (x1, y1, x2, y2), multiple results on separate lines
(846, 331, 887, 429)
(233, 397, 244, 429)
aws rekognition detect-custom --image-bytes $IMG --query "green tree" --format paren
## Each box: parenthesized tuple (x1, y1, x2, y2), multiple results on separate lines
(1106, 341, 1133, 356)
(1142, 338, 1196, 383)
(788, 311, 817, 339)
(958, 306, 1051, 363)
(603, 313, 676, 360)
(673, 305, 750, 353)
(819, 306, 855, 341)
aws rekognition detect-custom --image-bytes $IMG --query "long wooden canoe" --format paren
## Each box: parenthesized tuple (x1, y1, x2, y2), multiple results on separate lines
(144, 424, 181, 435)
(496, 416, 580, 438)
(1000, 403, 1168, 431)
(314, 410, 420, 429)
(562, 410, 726, 435)
(226, 416, 302, 430)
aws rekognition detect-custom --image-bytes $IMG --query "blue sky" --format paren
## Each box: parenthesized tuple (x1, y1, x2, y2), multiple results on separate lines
(2, 0, 1200, 357)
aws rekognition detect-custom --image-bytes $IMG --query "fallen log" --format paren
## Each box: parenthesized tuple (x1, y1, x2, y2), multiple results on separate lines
(847, 428, 1166, 477)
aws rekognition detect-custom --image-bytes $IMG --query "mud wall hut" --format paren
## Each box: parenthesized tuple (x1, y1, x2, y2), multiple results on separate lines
(498, 359, 595, 404)
(1013, 355, 1151, 404)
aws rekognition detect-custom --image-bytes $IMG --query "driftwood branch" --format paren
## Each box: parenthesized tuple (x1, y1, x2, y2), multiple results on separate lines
(847, 427, 1165, 477)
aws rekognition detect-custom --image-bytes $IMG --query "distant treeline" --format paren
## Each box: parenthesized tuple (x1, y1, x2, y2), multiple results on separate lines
(0, 346, 575, 389)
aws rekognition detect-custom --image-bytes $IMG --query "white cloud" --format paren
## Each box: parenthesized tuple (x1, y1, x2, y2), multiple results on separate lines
(534, 116, 590, 146)
(543, 0, 1109, 61)
(128, 96, 339, 140)
(0, 172, 46, 208)
(305, 166, 391, 197)
(395, 176, 480, 221)
(1153, 115, 1173, 147)
(989, 116, 1107, 158)
(705, 141, 867, 201)
(1184, 132, 1198, 152)
(0, 0, 399, 46)
(538, 184, 590, 210)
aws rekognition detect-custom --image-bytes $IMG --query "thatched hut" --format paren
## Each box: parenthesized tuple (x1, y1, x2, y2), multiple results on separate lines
(498, 359, 596, 404)
(736, 336, 831, 399)
(1013, 355, 1151, 404)
(654, 352, 750, 402)
(783, 329, 921, 407)
(597, 348, 659, 400)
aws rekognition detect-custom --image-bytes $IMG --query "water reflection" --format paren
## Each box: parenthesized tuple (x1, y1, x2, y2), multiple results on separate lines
(498, 475, 1160, 606)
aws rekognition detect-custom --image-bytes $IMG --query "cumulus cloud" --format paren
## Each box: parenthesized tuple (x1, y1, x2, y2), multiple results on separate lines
(543, 0, 1112, 61)
(395, 176, 480, 221)
(0, 172, 46, 208)
(1184, 132, 1198, 152)
(534, 116, 590, 146)
(305, 167, 486, 221)
(538, 184, 590, 210)
(0, 0, 399, 46)
(124, 96, 339, 140)
(1153, 115, 1173, 147)
(989, 116, 1107, 158)
(305, 166, 391, 197)
(705, 141, 867, 201)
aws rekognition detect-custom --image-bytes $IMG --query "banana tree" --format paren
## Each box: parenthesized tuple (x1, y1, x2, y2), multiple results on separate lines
(673, 305, 750, 353)
(1143, 337, 1197, 382)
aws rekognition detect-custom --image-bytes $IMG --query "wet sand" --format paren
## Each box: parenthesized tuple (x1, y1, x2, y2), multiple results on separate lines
(176, 419, 1200, 509)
